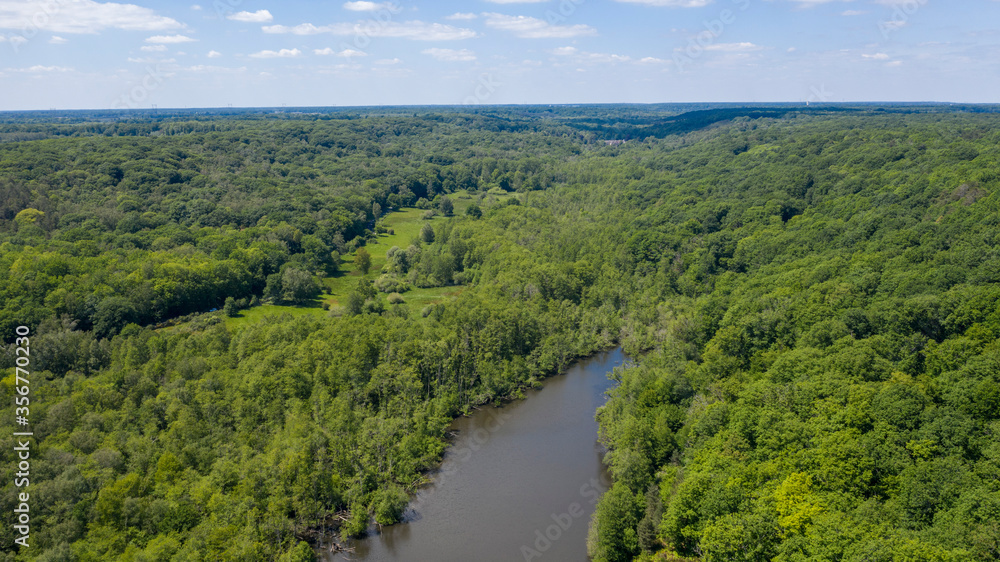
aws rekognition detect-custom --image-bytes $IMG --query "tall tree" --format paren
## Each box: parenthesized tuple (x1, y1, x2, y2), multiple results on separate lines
(355, 247, 372, 275)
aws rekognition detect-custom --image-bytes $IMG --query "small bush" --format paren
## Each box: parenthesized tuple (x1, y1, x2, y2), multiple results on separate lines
(374, 274, 410, 293)
(373, 485, 410, 526)
(388, 292, 405, 304)
(362, 298, 385, 315)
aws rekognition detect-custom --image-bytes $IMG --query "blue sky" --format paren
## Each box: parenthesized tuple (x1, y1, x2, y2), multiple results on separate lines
(0, 0, 998, 109)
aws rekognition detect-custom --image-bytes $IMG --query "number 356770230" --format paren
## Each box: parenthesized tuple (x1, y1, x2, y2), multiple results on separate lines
(14, 325, 30, 397)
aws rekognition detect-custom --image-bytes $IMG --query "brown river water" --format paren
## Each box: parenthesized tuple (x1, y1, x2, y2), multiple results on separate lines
(327, 347, 627, 562)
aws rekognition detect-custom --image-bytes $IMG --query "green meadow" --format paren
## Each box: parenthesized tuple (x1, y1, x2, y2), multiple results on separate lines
(225, 204, 463, 329)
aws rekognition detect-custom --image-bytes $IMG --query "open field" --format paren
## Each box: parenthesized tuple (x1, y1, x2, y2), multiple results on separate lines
(222, 202, 464, 329)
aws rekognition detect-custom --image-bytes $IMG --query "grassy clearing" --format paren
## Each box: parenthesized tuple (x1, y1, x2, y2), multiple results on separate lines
(322, 206, 448, 306)
(224, 302, 325, 330)
(397, 286, 464, 308)
(165, 200, 471, 333)
(450, 189, 522, 214)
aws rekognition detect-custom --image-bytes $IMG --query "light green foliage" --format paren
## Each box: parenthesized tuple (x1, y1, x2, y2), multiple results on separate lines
(14, 207, 44, 226)
(223, 296, 239, 317)
(373, 485, 409, 526)
(279, 541, 317, 562)
(355, 247, 372, 275)
(374, 274, 410, 294)
(420, 222, 435, 244)
(774, 473, 824, 534)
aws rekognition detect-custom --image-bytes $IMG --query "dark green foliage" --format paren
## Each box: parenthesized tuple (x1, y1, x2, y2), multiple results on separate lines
(587, 111, 1000, 561)
(92, 296, 138, 339)
(345, 291, 365, 316)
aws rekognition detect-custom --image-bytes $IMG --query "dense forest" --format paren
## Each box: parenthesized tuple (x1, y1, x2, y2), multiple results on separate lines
(1, 105, 999, 561)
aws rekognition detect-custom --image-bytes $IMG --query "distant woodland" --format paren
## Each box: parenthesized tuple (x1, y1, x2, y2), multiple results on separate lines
(2, 105, 999, 561)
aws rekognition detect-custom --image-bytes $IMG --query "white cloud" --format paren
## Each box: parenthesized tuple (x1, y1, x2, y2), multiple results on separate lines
(422, 47, 476, 61)
(263, 21, 476, 41)
(186, 65, 245, 73)
(249, 48, 302, 58)
(552, 46, 633, 64)
(484, 0, 550, 3)
(262, 23, 322, 34)
(638, 56, 667, 64)
(862, 52, 890, 60)
(780, 0, 842, 4)
(374, 57, 401, 65)
(141, 44, 167, 51)
(703, 42, 763, 52)
(191, 5, 202, 10)
(841, 10, 866, 16)
(207, 50, 221, 58)
(49, 35, 67, 44)
(0, 0, 183, 34)
(611, 0, 712, 6)
(146, 34, 196, 43)
(127, 56, 175, 63)
(315, 47, 368, 57)
(8, 65, 73, 72)
(483, 13, 597, 38)
(343, 1, 398, 11)
(585, 52, 631, 63)
(446, 12, 478, 20)
(227, 10, 273, 23)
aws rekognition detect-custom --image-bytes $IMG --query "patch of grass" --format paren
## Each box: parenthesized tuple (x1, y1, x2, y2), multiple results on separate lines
(225, 302, 326, 330)
(452, 189, 523, 216)
(323, 206, 465, 308)
(166, 205, 468, 333)
(402, 286, 464, 307)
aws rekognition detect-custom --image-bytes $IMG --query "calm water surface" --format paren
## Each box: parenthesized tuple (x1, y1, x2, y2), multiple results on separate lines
(328, 348, 627, 562)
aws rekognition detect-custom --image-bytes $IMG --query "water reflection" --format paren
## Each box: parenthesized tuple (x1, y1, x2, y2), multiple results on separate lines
(329, 348, 626, 562)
